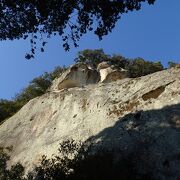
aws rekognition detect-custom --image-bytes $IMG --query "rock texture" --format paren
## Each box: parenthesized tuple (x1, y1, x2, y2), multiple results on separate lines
(0, 67, 180, 179)
(99, 67, 128, 83)
(50, 63, 100, 91)
(97, 62, 128, 82)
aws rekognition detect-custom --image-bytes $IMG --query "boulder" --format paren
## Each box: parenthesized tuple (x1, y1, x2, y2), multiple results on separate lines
(97, 61, 111, 70)
(50, 63, 100, 91)
(97, 62, 128, 82)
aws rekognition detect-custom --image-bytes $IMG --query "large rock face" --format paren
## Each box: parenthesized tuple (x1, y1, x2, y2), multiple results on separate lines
(0, 67, 180, 178)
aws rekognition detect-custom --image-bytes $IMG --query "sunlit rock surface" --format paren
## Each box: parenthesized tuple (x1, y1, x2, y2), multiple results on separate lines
(97, 62, 128, 82)
(0, 67, 179, 179)
(50, 63, 100, 91)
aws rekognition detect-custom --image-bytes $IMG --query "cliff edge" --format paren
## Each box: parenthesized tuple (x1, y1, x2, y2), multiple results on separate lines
(0, 66, 179, 178)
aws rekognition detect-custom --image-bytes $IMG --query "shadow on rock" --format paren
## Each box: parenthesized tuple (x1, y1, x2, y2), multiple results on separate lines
(83, 103, 180, 180)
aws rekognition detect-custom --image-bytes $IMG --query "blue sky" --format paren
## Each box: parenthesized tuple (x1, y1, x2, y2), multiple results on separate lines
(0, 0, 180, 100)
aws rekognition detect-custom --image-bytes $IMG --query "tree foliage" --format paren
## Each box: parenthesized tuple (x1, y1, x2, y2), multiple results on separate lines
(75, 49, 109, 67)
(168, 61, 178, 68)
(0, 0, 156, 58)
(0, 147, 24, 180)
(0, 100, 21, 123)
(126, 58, 164, 78)
(75, 49, 164, 77)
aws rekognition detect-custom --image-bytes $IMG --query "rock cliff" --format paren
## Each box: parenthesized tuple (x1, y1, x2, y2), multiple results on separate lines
(0, 67, 179, 178)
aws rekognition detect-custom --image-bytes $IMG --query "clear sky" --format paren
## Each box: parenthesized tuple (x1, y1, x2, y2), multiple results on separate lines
(0, 0, 180, 100)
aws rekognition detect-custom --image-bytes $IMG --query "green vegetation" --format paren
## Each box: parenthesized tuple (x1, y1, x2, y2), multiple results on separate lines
(125, 58, 164, 78)
(0, 100, 20, 124)
(168, 61, 179, 68)
(75, 49, 109, 68)
(0, 147, 24, 180)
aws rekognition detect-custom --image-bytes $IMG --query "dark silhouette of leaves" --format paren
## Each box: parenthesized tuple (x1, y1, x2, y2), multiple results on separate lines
(0, 0, 156, 59)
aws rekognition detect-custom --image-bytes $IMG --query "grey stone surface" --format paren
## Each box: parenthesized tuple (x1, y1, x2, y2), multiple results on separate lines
(0, 67, 179, 178)
(97, 62, 128, 82)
